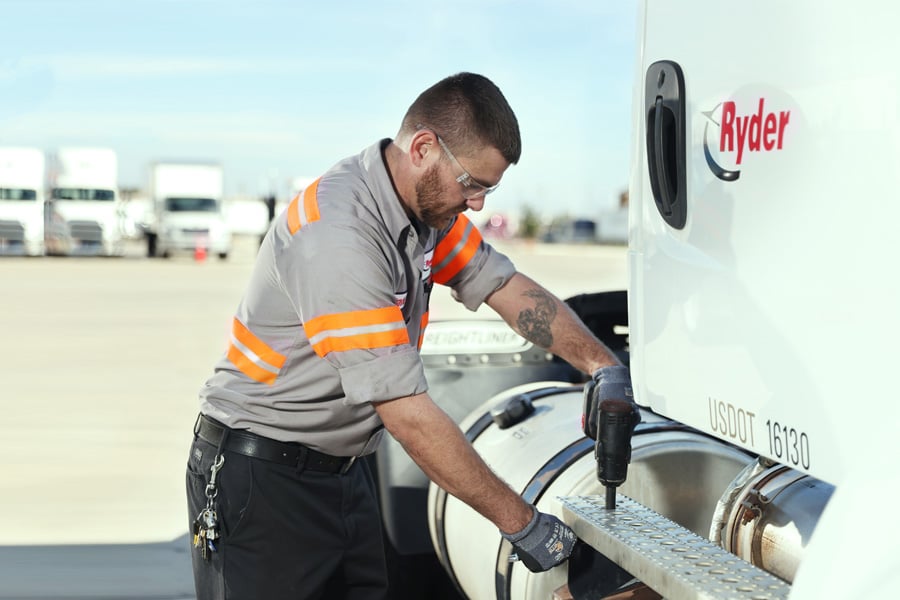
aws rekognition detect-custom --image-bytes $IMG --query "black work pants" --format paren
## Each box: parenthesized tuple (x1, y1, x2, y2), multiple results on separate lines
(186, 434, 388, 600)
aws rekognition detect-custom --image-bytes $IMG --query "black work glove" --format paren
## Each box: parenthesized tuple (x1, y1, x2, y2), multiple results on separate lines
(501, 507, 577, 573)
(582, 365, 633, 440)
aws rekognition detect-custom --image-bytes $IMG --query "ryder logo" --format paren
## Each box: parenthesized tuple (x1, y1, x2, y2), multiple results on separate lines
(702, 98, 791, 181)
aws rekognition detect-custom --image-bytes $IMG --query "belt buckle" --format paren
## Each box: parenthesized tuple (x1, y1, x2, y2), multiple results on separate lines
(339, 455, 357, 475)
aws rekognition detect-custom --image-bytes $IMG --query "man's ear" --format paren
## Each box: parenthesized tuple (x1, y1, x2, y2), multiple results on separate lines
(409, 129, 436, 169)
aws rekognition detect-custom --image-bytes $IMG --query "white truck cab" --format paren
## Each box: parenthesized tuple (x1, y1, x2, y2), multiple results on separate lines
(45, 147, 124, 256)
(146, 162, 231, 259)
(0, 147, 45, 256)
(567, 1, 899, 597)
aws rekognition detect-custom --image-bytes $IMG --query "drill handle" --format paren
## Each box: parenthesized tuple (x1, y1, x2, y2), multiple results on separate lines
(595, 399, 641, 487)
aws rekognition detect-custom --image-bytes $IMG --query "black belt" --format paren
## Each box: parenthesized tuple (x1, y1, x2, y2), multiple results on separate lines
(194, 414, 357, 475)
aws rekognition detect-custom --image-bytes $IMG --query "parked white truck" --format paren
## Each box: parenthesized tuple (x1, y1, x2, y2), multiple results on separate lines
(45, 147, 124, 256)
(367, 2, 900, 599)
(0, 147, 45, 256)
(145, 162, 231, 259)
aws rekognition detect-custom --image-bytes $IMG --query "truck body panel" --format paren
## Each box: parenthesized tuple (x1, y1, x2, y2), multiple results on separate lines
(628, 0, 899, 488)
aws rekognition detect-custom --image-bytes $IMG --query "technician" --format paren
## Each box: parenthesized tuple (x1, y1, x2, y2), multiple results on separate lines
(186, 72, 629, 600)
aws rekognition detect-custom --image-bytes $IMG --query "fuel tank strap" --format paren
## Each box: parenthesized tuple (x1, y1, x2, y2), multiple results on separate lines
(561, 495, 791, 600)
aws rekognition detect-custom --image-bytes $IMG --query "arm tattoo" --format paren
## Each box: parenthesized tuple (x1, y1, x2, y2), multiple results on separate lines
(516, 289, 558, 348)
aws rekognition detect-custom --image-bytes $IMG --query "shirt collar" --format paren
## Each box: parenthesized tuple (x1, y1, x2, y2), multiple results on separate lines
(360, 139, 420, 245)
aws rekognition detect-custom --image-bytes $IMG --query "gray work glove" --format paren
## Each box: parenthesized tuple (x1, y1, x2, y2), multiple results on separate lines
(582, 365, 633, 440)
(501, 507, 577, 573)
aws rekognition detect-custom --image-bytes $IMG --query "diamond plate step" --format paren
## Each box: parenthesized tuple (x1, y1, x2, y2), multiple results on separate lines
(561, 495, 790, 600)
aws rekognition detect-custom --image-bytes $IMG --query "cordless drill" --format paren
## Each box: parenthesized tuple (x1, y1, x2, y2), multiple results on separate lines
(594, 399, 641, 509)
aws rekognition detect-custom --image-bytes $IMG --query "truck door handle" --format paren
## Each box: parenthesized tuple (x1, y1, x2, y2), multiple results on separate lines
(645, 60, 687, 230)
(652, 96, 674, 216)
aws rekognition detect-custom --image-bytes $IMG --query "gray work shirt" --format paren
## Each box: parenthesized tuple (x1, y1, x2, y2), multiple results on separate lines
(199, 139, 516, 456)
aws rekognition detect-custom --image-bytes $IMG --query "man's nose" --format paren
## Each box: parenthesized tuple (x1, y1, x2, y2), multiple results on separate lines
(465, 196, 485, 212)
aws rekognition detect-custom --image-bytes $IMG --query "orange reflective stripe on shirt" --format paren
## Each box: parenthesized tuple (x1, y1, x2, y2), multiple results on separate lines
(304, 306, 410, 358)
(432, 214, 482, 285)
(417, 311, 429, 349)
(227, 318, 287, 385)
(287, 178, 321, 235)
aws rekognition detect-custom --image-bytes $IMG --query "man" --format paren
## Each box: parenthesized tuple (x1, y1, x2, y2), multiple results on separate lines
(186, 72, 629, 599)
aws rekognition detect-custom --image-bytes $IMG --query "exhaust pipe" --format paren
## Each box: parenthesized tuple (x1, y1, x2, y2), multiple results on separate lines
(712, 460, 834, 582)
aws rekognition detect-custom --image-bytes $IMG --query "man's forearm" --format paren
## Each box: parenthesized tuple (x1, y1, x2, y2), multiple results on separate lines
(487, 272, 620, 373)
(374, 393, 533, 534)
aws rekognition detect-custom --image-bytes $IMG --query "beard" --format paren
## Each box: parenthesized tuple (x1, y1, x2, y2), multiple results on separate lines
(415, 163, 456, 230)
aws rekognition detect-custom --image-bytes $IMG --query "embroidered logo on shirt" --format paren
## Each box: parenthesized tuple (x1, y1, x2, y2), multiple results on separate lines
(422, 247, 434, 282)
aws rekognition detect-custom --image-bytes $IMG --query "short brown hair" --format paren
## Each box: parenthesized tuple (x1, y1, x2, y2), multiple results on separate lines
(400, 72, 521, 164)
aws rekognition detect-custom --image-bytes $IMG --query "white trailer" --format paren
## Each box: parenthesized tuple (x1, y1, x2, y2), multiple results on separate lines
(45, 147, 124, 256)
(146, 162, 231, 259)
(0, 147, 45, 256)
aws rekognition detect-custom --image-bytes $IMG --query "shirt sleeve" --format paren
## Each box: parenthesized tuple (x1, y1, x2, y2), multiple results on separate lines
(279, 217, 428, 406)
(431, 214, 517, 311)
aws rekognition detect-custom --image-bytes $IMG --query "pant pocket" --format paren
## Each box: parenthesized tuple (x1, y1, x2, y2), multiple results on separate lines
(186, 437, 216, 526)
(215, 451, 255, 540)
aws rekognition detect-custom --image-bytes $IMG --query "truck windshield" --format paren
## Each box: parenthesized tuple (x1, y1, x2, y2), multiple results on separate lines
(165, 197, 218, 212)
(0, 188, 37, 201)
(52, 188, 115, 201)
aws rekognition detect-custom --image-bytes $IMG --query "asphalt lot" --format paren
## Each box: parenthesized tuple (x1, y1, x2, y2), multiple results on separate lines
(0, 235, 627, 598)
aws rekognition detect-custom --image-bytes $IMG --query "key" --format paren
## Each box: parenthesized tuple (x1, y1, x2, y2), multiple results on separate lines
(202, 509, 219, 543)
(203, 509, 218, 531)
(191, 507, 220, 560)
(192, 521, 201, 548)
(192, 509, 217, 560)
(192, 513, 205, 548)
(198, 528, 209, 560)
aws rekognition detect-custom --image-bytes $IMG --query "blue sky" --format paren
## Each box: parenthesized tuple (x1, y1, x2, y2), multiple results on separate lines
(2, 0, 637, 218)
